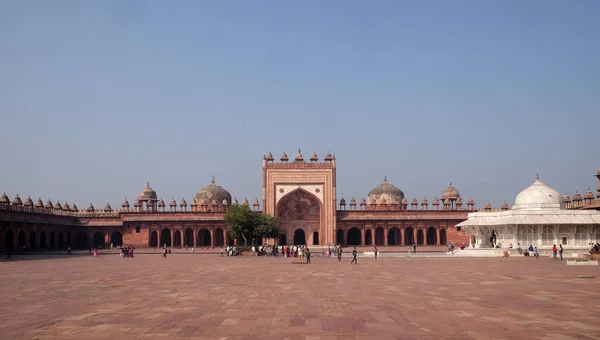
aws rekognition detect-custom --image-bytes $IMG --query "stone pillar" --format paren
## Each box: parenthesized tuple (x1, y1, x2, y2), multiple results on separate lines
(105, 232, 110, 246)
(210, 228, 215, 247)
(384, 227, 388, 246)
(400, 228, 405, 246)
(436, 228, 440, 245)
(193, 228, 197, 247)
(361, 228, 366, 246)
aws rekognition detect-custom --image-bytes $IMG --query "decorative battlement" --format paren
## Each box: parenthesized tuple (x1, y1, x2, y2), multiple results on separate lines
(263, 149, 336, 168)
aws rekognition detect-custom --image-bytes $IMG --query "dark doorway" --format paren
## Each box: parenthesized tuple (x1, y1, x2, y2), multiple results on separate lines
(404, 227, 414, 245)
(417, 229, 424, 245)
(184, 228, 194, 247)
(426, 227, 437, 245)
(29, 231, 36, 249)
(173, 230, 182, 247)
(375, 227, 385, 245)
(365, 229, 372, 246)
(214, 228, 225, 246)
(312, 231, 319, 245)
(440, 229, 447, 245)
(67, 232, 72, 247)
(388, 228, 401, 246)
(58, 232, 65, 248)
(160, 228, 171, 247)
(197, 228, 211, 247)
(93, 232, 105, 248)
(5, 230, 14, 250)
(294, 228, 306, 245)
(74, 231, 88, 249)
(150, 231, 158, 247)
(336, 229, 344, 245)
(111, 232, 123, 247)
(49, 232, 56, 248)
(347, 227, 362, 246)
(279, 233, 287, 245)
(18, 230, 26, 248)
(39, 231, 47, 249)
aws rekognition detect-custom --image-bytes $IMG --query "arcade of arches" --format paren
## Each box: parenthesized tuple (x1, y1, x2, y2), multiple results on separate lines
(337, 226, 448, 246)
(148, 227, 230, 248)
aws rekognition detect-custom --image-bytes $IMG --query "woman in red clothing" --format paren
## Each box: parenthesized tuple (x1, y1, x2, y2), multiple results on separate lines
(552, 244, 558, 260)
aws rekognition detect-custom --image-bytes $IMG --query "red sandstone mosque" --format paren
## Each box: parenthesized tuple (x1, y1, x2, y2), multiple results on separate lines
(1, 150, 599, 251)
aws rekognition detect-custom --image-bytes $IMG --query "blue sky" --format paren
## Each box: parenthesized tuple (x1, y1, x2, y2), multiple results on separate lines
(1, 0, 599, 209)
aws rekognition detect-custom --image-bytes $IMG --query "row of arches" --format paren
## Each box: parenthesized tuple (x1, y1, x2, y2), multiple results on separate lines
(2, 229, 124, 250)
(149, 228, 229, 247)
(336, 227, 447, 246)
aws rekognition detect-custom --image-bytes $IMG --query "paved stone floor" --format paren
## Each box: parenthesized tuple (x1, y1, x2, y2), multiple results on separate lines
(1, 254, 599, 340)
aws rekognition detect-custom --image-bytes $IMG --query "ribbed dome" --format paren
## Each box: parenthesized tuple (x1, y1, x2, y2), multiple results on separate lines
(572, 191, 582, 201)
(195, 177, 232, 206)
(562, 194, 571, 203)
(501, 201, 509, 210)
(368, 176, 405, 205)
(24, 196, 34, 207)
(122, 199, 130, 208)
(158, 199, 165, 207)
(0, 192, 9, 204)
(70, 203, 79, 212)
(584, 188, 594, 200)
(252, 198, 260, 207)
(35, 198, 43, 208)
(513, 175, 561, 211)
(12, 194, 23, 205)
(63, 202, 70, 211)
(54, 201, 62, 210)
(442, 182, 460, 200)
(138, 182, 158, 201)
(350, 197, 356, 205)
(169, 199, 177, 207)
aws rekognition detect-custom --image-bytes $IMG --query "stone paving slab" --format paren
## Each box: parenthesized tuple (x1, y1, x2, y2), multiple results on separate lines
(0, 254, 599, 339)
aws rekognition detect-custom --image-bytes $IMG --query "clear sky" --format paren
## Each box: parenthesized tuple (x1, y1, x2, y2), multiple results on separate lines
(1, 0, 599, 210)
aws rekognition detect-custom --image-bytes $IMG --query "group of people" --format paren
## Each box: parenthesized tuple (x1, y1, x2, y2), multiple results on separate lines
(590, 243, 600, 252)
(118, 245, 135, 258)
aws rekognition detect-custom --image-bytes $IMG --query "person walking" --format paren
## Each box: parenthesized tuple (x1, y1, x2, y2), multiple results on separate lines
(162, 247, 167, 258)
(350, 247, 358, 264)
(413, 244, 416, 254)
(559, 244, 564, 261)
(374, 246, 378, 260)
(337, 245, 343, 262)
(191, 247, 195, 255)
(93, 247, 98, 257)
(552, 244, 558, 260)
(306, 247, 311, 264)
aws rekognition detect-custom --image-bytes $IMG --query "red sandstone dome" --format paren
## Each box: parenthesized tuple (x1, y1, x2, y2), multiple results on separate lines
(432, 197, 440, 205)
(401, 198, 408, 206)
(70, 203, 78, 212)
(86, 203, 95, 212)
(360, 198, 367, 206)
(310, 151, 318, 162)
(179, 198, 187, 207)
(265, 151, 274, 162)
(350, 197, 357, 205)
(562, 193, 571, 203)
(501, 201, 509, 210)
(44, 199, 53, 209)
(158, 199, 165, 207)
(121, 199, 130, 208)
(280, 152, 289, 162)
(0, 192, 9, 204)
(584, 188, 594, 200)
(222, 198, 230, 206)
(339, 198, 346, 205)
(421, 197, 429, 206)
(484, 202, 492, 210)
(104, 203, 112, 212)
(54, 201, 62, 210)
(411, 198, 418, 206)
(12, 194, 23, 205)
(194, 177, 232, 206)
(133, 200, 141, 207)
(232, 197, 239, 206)
(63, 202, 70, 211)
(456, 197, 463, 206)
(138, 183, 158, 201)
(368, 176, 405, 205)
(169, 199, 177, 207)
(252, 198, 259, 207)
(242, 198, 249, 206)
(34, 198, 43, 208)
(572, 191, 582, 201)
(24, 196, 33, 207)
(295, 149, 304, 162)
(467, 198, 475, 205)
(442, 183, 460, 200)
(324, 151, 333, 161)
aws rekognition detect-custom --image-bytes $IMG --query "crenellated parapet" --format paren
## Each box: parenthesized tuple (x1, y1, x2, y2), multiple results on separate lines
(263, 150, 336, 168)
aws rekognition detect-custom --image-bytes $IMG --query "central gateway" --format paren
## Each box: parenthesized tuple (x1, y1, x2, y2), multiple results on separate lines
(262, 150, 336, 246)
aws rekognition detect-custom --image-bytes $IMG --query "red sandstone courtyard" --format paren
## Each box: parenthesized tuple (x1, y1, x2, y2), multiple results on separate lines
(1, 254, 599, 340)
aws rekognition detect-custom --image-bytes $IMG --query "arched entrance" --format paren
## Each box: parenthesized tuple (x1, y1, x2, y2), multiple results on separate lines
(39, 231, 47, 249)
(388, 228, 401, 246)
(375, 227, 385, 245)
(215, 228, 225, 246)
(58, 232, 65, 248)
(184, 228, 194, 247)
(93, 232, 105, 248)
(404, 227, 414, 245)
(336, 229, 344, 245)
(417, 229, 424, 245)
(365, 229, 372, 246)
(74, 231, 88, 249)
(4, 230, 14, 250)
(111, 232, 123, 247)
(18, 230, 26, 248)
(49, 232, 56, 248)
(440, 229, 447, 245)
(173, 230, 182, 247)
(160, 229, 171, 247)
(277, 189, 321, 247)
(347, 227, 362, 246)
(312, 231, 319, 245)
(426, 227, 437, 245)
(29, 231, 36, 249)
(279, 233, 287, 245)
(150, 231, 158, 247)
(198, 228, 211, 247)
(293, 228, 306, 245)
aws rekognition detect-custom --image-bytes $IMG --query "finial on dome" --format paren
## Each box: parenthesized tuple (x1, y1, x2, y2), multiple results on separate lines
(147, 181, 150, 187)
(384, 175, 387, 182)
(449, 182, 452, 186)
(536, 173, 539, 180)
(211, 176, 215, 184)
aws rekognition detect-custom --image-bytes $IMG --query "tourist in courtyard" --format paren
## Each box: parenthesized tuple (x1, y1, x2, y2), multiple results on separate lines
(67, 246, 71, 254)
(306, 247, 311, 264)
(5, 249, 11, 260)
(220, 246, 224, 256)
(129, 246, 135, 257)
(162, 247, 167, 258)
(337, 245, 342, 262)
(351, 247, 357, 264)
(552, 244, 558, 260)
(374, 246, 378, 260)
(528, 244, 534, 255)
(191, 246, 195, 254)
(93, 247, 98, 257)
(534, 247, 539, 259)
(559, 244, 564, 261)
(413, 244, 416, 254)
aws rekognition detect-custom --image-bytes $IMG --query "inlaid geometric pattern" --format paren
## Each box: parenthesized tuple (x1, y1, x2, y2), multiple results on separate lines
(0, 254, 599, 339)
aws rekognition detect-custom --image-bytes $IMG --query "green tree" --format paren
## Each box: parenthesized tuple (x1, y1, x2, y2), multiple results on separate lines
(224, 205, 283, 246)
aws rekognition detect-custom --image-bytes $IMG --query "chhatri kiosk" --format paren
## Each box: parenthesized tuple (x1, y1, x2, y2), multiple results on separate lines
(458, 175, 600, 256)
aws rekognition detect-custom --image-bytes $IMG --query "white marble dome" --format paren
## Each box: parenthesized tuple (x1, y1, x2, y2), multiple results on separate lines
(513, 175, 561, 211)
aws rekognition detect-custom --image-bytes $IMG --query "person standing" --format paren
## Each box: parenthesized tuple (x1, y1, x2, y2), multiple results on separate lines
(559, 244, 564, 261)
(191, 247, 195, 255)
(350, 247, 357, 264)
(413, 244, 416, 254)
(93, 247, 98, 257)
(162, 247, 167, 258)
(306, 247, 311, 264)
(337, 245, 342, 262)
(552, 244, 558, 260)
(374, 246, 378, 260)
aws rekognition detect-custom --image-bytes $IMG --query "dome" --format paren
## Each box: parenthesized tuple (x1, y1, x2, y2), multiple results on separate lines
(368, 176, 405, 205)
(350, 197, 356, 205)
(35, 198, 43, 208)
(24, 196, 34, 207)
(63, 202, 70, 211)
(442, 183, 460, 200)
(513, 175, 561, 211)
(0, 192, 9, 204)
(122, 199, 130, 208)
(86, 203, 95, 212)
(158, 199, 165, 207)
(584, 188, 594, 200)
(12, 194, 23, 205)
(54, 201, 62, 210)
(138, 182, 157, 201)
(194, 177, 232, 206)
(252, 198, 259, 207)
(70, 203, 79, 212)
(572, 191, 582, 201)
(169, 199, 177, 207)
